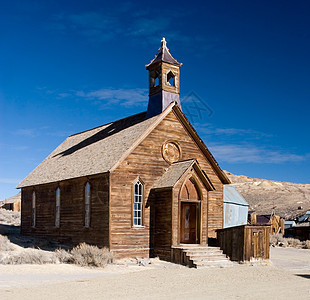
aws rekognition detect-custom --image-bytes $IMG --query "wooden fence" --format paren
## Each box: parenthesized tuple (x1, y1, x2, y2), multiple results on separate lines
(217, 225, 270, 262)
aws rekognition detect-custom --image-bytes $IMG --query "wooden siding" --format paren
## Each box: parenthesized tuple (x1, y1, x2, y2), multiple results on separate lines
(110, 110, 224, 258)
(217, 225, 270, 261)
(149, 188, 173, 260)
(3, 201, 21, 212)
(21, 173, 109, 247)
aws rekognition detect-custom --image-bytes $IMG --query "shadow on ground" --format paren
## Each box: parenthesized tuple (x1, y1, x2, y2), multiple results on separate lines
(0, 224, 71, 251)
(295, 274, 310, 279)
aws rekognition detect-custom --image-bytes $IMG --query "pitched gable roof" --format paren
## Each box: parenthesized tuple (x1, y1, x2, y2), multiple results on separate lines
(223, 186, 248, 206)
(17, 112, 159, 188)
(17, 102, 230, 188)
(152, 159, 214, 191)
(4, 192, 21, 204)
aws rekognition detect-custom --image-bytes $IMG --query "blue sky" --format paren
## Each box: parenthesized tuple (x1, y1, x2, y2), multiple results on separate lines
(1, 0, 310, 199)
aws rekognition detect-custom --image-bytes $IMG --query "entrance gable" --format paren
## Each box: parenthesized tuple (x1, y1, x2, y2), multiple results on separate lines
(110, 103, 229, 185)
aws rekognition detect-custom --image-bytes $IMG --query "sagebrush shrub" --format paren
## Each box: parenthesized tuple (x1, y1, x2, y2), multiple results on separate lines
(0, 235, 15, 251)
(0, 249, 58, 265)
(70, 243, 113, 267)
(270, 233, 284, 245)
(55, 248, 73, 263)
(285, 237, 301, 247)
(0, 209, 21, 226)
(302, 240, 310, 249)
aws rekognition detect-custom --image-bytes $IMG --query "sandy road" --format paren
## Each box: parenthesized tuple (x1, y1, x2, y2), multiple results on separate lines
(0, 247, 309, 300)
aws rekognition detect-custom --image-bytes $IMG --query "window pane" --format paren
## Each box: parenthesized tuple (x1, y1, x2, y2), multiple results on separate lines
(56, 188, 60, 227)
(135, 183, 138, 194)
(85, 182, 91, 227)
(133, 180, 143, 226)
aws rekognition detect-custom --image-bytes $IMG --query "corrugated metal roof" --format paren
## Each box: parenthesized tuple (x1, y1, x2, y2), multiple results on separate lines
(298, 211, 310, 222)
(224, 185, 249, 206)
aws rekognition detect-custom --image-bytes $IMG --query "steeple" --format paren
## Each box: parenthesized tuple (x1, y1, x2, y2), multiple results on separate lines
(146, 38, 182, 118)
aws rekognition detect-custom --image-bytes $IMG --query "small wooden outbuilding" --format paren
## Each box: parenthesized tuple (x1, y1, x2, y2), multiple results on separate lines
(249, 212, 285, 234)
(2, 192, 21, 212)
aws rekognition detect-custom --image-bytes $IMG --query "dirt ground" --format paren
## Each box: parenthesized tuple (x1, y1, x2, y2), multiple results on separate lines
(0, 247, 309, 300)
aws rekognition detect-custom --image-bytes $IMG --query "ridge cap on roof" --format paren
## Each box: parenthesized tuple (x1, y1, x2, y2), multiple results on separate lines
(171, 158, 196, 165)
(69, 111, 147, 137)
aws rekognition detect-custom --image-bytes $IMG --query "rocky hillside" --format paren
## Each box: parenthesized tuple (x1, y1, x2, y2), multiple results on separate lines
(225, 171, 310, 219)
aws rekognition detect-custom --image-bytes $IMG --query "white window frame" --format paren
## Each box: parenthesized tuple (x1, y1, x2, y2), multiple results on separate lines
(31, 191, 36, 227)
(133, 180, 143, 226)
(84, 182, 91, 228)
(55, 187, 60, 228)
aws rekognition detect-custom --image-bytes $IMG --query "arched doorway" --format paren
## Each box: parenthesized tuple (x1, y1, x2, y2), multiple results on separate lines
(180, 178, 201, 244)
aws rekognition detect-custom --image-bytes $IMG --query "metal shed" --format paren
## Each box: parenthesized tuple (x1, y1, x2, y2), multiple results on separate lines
(223, 185, 249, 228)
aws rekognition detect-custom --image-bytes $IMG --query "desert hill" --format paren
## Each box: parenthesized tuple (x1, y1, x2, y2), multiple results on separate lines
(224, 171, 310, 219)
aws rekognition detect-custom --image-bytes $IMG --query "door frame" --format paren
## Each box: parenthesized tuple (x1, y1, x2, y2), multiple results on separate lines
(177, 175, 204, 245)
(180, 200, 201, 244)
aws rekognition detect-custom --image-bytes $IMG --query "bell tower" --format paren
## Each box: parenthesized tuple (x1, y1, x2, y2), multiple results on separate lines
(146, 38, 182, 118)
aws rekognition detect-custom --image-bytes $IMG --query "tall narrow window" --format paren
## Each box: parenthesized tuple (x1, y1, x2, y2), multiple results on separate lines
(55, 187, 60, 228)
(31, 191, 36, 227)
(133, 180, 143, 226)
(85, 182, 91, 228)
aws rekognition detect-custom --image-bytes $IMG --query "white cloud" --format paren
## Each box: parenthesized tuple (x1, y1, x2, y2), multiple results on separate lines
(209, 143, 307, 164)
(75, 88, 148, 107)
(14, 129, 36, 137)
(199, 126, 272, 138)
(0, 178, 21, 184)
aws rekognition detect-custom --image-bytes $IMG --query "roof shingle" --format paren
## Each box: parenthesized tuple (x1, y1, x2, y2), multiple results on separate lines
(17, 112, 159, 188)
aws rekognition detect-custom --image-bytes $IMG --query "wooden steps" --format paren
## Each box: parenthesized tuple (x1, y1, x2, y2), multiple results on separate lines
(174, 244, 234, 268)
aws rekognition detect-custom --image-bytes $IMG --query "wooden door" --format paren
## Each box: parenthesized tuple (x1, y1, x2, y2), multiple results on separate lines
(181, 202, 197, 244)
(251, 229, 265, 258)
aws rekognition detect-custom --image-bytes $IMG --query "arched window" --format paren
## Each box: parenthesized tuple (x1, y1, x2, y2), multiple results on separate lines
(31, 191, 36, 227)
(85, 182, 91, 228)
(180, 178, 201, 201)
(133, 180, 143, 226)
(167, 71, 175, 86)
(55, 187, 60, 228)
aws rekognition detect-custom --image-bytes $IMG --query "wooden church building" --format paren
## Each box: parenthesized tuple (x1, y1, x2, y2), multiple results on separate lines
(18, 38, 231, 261)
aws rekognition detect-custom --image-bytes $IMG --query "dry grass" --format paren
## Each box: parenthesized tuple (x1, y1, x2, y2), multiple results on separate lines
(269, 234, 310, 249)
(0, 237, 113, 267)
(269, 233, 284, 245)
(70, 243, 113, 267)
(285, 237, 302, 247)
(302, 240, 310, 249)
(0, 235, 15, 251)
(0, 209, 20, 226)
(0, 209, 113, 267)
(0, 249, 59, 265)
